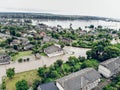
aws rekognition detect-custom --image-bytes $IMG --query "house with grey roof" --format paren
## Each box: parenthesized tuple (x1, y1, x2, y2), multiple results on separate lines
(60, 38, 72, 45)
(44, 45, 64, 57)
(43, 36, 51, 43)
(56, 68, 101, 90)
(42, 36, 59, 43)
(0, 53, 11, 65)
(98, 57, 120, 78)
(24, 44, 33, 50)
(10, 39, 21, 46)
(37, 82, 59, 90)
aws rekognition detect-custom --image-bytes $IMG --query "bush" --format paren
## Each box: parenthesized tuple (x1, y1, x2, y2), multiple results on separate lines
(27, 58, 30, 61)
(1, 81, 6, 90)
(18, 58, 23, 63)
(16, 80, 29, 90)
(24, 59, 26, 62)
(6, 68, 15, 79)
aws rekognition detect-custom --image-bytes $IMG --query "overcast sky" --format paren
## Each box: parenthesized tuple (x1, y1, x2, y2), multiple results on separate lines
(0, 0, 120, 19)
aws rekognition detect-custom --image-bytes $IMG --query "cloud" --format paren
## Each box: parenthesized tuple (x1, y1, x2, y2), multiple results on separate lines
(0, 0, 120, 19)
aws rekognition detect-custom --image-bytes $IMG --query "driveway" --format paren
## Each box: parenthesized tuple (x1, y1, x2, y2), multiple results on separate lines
(0, 46, 90, 84)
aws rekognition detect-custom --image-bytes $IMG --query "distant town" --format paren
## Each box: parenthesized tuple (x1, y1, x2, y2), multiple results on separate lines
(0, 13, 120, 90)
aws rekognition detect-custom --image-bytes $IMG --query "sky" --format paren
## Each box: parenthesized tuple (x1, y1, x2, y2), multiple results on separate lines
(0, 0, 120, 19)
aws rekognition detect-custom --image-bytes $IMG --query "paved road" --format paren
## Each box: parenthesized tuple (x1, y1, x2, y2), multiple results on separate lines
(0, 46, 90, 84)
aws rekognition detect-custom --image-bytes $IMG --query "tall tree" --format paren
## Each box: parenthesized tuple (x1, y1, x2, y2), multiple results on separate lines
(6, 68, 15, 79)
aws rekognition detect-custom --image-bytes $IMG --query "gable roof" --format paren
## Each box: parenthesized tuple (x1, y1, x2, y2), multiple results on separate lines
(37, 82, 59, 90)
(44, 45, 62, 54)
(100, 57, 120, 73)
(43, 36, 51, 42)
(56, 68, 101, 90)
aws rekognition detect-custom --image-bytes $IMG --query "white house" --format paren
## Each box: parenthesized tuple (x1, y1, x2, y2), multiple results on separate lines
(56, 68, 101, 90)
(98, 57, 120, 78)
(44, 45, 64, 57)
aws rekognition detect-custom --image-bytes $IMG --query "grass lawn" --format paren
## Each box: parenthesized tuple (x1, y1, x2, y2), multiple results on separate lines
(12, 51, 32, 61)
(40, 52, 47, 56)
(4, 70, 40, 90)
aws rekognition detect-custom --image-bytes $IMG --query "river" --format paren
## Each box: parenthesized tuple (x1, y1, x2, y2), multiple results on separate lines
(32, 20, 120, 30)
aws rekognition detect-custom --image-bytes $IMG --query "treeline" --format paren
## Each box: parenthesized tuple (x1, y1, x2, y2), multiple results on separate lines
(0, 13, 119, 21)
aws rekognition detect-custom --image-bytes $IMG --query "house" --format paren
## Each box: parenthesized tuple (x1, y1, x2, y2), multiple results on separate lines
(44, 45, 64, 57)
(28, 29, 37, 34)
(43, 36, 51, 43)
(0, 53, 11, 65)
(37, 82, 59, 90)
(60, 38, 72, 45)
(56, 68, 101, 90)
(21, 39, 30, 46)
(98, 57, 120, 78)
(24, 44, 33, 50)
(42, 36, 59, 43)
(51, 38, 59, 43)
(40, 31, 46, 37)
(5, 30, 10, 35)
(10, 39, 21, 46)
(7, 48, 18, 53)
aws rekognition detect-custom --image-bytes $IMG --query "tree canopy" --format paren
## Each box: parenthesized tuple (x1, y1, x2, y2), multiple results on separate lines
(16, 80, 29, 90)
(6, 68, 15, 79)
(87, 40, 120, 61)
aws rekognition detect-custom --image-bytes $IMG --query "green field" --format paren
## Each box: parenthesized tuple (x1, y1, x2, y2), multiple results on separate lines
(12, 51, 32, 61)
(4, 70, 40, 90)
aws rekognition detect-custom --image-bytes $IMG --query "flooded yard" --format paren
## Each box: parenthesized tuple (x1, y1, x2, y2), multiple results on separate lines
(0, 46, 90, 84)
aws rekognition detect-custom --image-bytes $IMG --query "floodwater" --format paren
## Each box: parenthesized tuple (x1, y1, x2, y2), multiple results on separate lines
(32, 20, 120, 30)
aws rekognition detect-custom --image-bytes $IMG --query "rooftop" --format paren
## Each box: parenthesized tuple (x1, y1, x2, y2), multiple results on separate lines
(100, 57, 120, 72)
(56, 68, 101, 90)
(44, 45, 62, 54)
(37, 82, 59, 90)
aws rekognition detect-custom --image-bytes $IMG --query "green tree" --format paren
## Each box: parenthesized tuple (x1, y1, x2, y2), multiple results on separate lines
(32, 79, 41, 90)
(50, 71, 60, 78)
(54, 60, 63, 68)
(61, 44, 65, 49)
(10, 30, 16, 36)
(16, 80, 29, 90)
(81, 59, 98, 69)
(1, 81, 6, 90)
(103, 46, 120, 60)
(89, 25, 94, 28)
(6, 38, 12, 44)
(103, 85, 117, 90)
(6, 68, 15, 79)
(18, 58, 23, 63)
(86, 40, 113, 61)
(38, 66, 49, 78)
(13, 45, 18, 50)
(16, 33, 21, 37)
